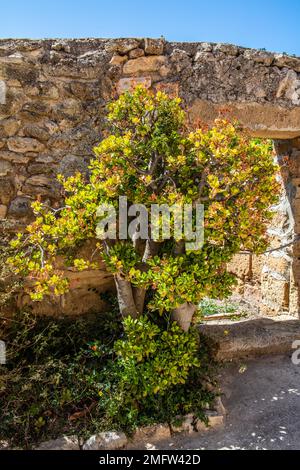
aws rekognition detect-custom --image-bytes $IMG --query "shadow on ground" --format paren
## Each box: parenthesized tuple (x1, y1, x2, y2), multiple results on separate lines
(157, 354, 300, 450)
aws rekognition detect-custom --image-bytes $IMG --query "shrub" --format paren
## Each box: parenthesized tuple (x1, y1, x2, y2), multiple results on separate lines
(8, 86, 280, 331)
(0, 310, 216, 447)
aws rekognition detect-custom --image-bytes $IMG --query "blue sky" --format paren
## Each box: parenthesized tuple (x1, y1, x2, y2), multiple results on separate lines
(1, 0, 299, 55)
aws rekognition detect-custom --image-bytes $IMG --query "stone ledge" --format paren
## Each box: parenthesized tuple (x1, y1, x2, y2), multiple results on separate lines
(29, 405, 225, 451)
(199, 315, 300, 360)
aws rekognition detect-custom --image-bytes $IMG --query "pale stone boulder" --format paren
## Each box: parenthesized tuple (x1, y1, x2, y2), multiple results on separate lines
(83, 431, 127, 450)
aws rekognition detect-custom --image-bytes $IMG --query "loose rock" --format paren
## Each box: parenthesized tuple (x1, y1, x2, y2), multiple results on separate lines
(83, 431, 127, 450)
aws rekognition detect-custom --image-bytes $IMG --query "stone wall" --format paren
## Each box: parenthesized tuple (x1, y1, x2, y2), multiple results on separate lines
(1, 38, 300, 316)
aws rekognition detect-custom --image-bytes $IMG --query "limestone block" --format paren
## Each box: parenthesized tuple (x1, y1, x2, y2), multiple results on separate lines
(117, 76, 151, 94)
(51, 99, 82, 120)
(251, 254, 263, 281)
(196, 411, 224, 431)
(106, 38, 140, 54)
(170, 48, 192, 72)
(35, 436, 79, 450)
(243, 284, 262, 304)
(129, 48, 144, 59)
(51, 41, 71, 53)
(0, 178, 14, 205)
(109, 54, 128, 65)
(1, 118, 20, 136)
(123, 55, 167, 75)
(276, 69, 300, 105)
(273, 53, 300, 72)
(154, 81, 179, 97)
(227, 253, 251, 280)
(0, 151, 30, 164)
(8, 196, 31, 218)
(23, 124, 49, 141)
(83, 432, 127, 450)
(69, 81, 101, 101)
(243, 49, 274, 66)
(214, 43, 238, 56)
(144, 38, 165, 55)
(0, 204, 7, 218)
(159, 64, 171, 77)
(0, 80, 6, 104)
(261, 276, 289, 313)
(0, 160, 12, 176)
(263, 254, 290, 278)
(133, 424, 170, 442)
(7, 136, 45, 153)
(57, 154, 89, 178)
(171, 414, 195, 434)
(22, 175, 59, 197)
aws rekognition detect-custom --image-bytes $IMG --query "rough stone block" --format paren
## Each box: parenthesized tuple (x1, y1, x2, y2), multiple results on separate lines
(154, 81, 179, 97)
(129, 48, 145, 59)
(0, 204, 7, 218)
(123, 55, 167, 75)
(227, 253, 251, 280)
(106, 38, 140, 54)
(144, 38, 165, 55)
(7, 136, 45, 153)
(117, 76, 151, 94)
(23, 124, 49, 141)
(1, 118, 20, 136)
(171, 414, 195, 434)
(133, 424, 171, 442)
(109, 54, 128, 65)
(0, 178, 14, 205)
(0, 80, 6, 104)
(0, 151, 30, 164)
(83, 432, 127, 450)
(196, 411, 224, 431)
(8, 196, 31, 218)
(251, 254, 263, 282)
(35, 436, 79, 450)
(0, 160, 12, 176)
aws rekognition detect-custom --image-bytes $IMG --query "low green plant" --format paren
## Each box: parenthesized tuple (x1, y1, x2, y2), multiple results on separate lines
(90, 315, 216, 431)
(199, 298, 238, 316)
(0, 220, 22, 312)
(0, 310, 121, 448)
(0, 309, 216, 447)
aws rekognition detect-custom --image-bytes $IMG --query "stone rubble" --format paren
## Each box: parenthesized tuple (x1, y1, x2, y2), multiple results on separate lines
(33, 407, 225, 451)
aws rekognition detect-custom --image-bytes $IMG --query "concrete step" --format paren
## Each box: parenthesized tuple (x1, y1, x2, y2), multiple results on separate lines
(199, 315, 300, 360)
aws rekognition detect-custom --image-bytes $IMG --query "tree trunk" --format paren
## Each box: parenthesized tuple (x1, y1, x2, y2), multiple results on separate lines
(114, 274, 138, 319)
(171, 302, 196, 332)
(133, 287, 146, 315)
(132, 239, 159, 315)
(171, 241, 195, 331)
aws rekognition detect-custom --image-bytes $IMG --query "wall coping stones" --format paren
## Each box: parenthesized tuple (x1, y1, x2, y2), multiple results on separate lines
(1, 38, 300, 137)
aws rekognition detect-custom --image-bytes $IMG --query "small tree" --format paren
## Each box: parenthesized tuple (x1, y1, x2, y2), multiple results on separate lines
(9, 87, 280, 331)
